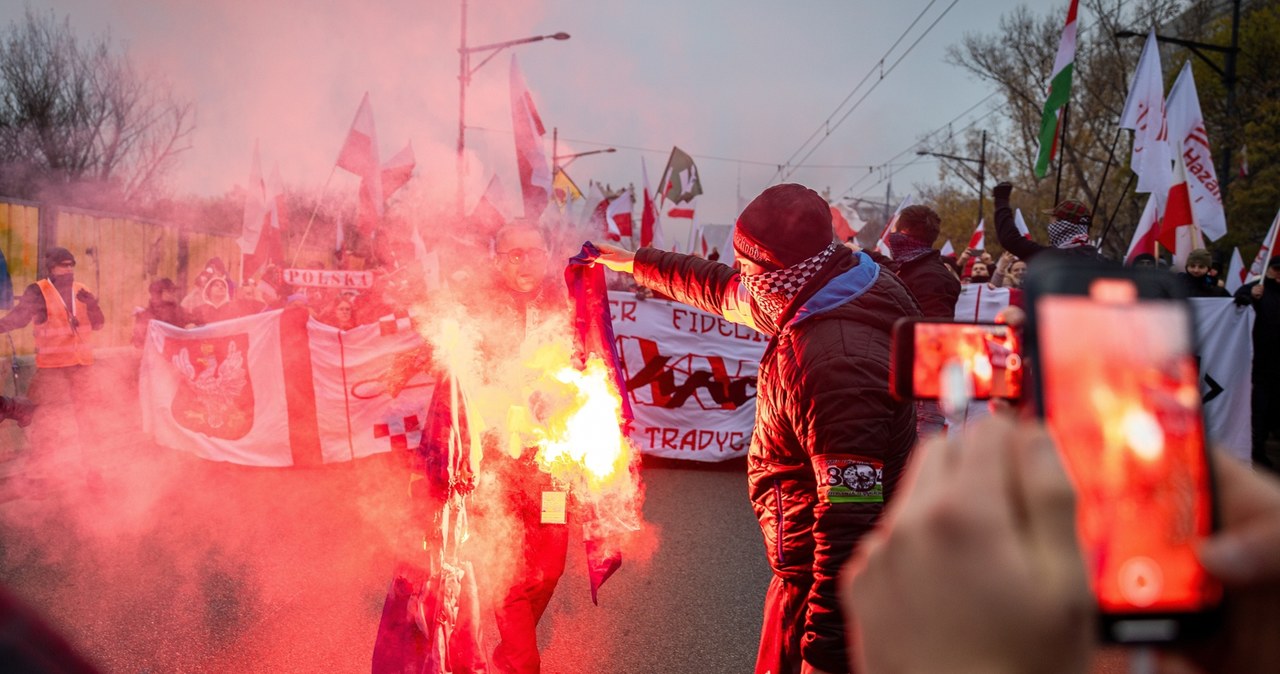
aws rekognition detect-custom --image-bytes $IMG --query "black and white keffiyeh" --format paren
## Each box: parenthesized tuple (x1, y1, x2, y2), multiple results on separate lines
(1047, 218, 1091, 249)
(739, 243, 839, 321)
(887, 232, 935, 263)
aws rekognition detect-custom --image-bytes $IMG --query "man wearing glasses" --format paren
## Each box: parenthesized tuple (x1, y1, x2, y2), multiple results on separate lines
(428, 221, 566, 674)
(0, 247, 105, 494)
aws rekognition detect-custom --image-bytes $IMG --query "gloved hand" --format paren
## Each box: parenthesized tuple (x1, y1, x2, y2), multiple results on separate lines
(0, 396, 36, 428)
(76, 288, 98, 305)
(992, 182, 1014, 201)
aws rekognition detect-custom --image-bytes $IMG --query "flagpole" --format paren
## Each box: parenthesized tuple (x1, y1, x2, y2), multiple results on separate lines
(1089, 127, 1123, 219)
(1098, 171, 1136, 256)
(1054, 102, 1070, 205)
(291, 165, 338, 267)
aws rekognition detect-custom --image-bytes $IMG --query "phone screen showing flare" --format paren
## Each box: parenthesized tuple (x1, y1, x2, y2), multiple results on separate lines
(1037, 295, 1220, 615)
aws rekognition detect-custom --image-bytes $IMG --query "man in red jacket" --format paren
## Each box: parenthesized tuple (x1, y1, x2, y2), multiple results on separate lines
(595, 184, 920, 674)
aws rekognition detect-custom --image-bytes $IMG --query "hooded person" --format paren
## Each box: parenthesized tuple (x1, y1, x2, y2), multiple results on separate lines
(1179, 248, 1229, 298)
(993, 182, 1103, 264)
(592, 183, 921, 674)
(0, 246, 106, 491)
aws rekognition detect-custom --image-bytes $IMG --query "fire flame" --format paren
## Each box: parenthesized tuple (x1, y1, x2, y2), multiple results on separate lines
(533, 354, 632, 490)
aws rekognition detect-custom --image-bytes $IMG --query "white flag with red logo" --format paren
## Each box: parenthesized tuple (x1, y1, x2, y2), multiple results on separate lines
(1248, 208, 1280, 281)
(1165, 61, 1226, 241)
(1226, 247, 1246, 295)
(1119, 30, 1173, 202)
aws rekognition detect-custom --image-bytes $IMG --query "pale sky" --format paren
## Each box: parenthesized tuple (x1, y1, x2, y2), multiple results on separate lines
(4, 0, 1044, 229)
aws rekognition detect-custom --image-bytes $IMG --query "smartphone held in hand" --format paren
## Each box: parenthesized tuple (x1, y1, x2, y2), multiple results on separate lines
(889, 319, 1023, 402)
(1024, 259, 1222, 644)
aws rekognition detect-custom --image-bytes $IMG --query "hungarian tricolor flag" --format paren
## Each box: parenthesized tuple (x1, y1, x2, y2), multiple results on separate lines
(1034, 0, 1078, 178)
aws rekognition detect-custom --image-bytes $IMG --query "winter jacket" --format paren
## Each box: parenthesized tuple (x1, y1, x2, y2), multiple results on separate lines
(1178, 272, 1230, 298)
(0, 280, 105, 335)
(993, 183, 1103, 263)
(866, 249, 960, 319)
(634, 246, 920, 673)
(1235, 276, 1280, 377)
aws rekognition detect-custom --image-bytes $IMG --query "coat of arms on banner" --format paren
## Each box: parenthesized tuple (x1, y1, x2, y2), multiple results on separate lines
(164, 334, 254, 440)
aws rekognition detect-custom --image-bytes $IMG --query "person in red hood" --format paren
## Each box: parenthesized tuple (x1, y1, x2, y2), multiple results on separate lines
(594, 184, 920, 674)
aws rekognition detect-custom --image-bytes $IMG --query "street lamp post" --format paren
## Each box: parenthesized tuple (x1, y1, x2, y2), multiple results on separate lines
(1116, 0, 1241, 201)
(457, 0, 568, 215)
(917, 129, 988, 227)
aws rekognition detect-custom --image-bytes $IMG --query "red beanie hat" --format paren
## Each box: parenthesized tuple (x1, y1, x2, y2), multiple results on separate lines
(734, 184, 834, 270)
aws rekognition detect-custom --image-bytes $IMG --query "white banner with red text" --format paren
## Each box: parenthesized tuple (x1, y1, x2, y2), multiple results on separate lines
(139, 308, 435, 466)
(608, 291, 765, 462)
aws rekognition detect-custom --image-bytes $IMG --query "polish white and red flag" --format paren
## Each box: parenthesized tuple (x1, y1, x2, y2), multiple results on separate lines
(605, 188, 635, 242)
(1014, 209, 1032, 239)
(1165, 61, 1226, 241)
(875, 194, 914, 258)
(1124, 196, 1160, 263)
(640, 156, 664, 249)
(238, 143, 285, 283)
(1158, 149, 1195, 252)
(381, 142, 416, 202)
(336, 93, 384, 234)
(1247, 208, 1280, 281)
(510, 56, 553, 220)
(1119, 30, 1173, 204)
(967, 219, 985, 251)
(939, 240, 955, 256)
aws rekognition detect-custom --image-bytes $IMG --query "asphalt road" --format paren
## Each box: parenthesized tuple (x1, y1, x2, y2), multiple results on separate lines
(0, 445, 772, 673)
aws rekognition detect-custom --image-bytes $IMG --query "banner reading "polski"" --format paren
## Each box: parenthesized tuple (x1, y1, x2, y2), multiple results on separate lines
(608, 291, 766, 462)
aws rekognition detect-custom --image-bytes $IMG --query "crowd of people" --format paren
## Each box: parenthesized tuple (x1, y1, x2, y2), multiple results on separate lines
(3, 177, 1280, 674)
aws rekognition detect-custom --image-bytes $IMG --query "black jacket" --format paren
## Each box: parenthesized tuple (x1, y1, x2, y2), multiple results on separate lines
(867, 249, 960, 319)
(1235, 276, 1280, 376)
(635, 246, 919, 673)
(993, 183, 1102, 263)
(1179, 272, 1230, 298)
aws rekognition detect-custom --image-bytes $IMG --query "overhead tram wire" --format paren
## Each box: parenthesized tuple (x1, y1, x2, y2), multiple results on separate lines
(770, 0, 961, 186)
(838, 95, 1002, 200)
(467, 124, 899, 170)
(767, 0, 942, 185)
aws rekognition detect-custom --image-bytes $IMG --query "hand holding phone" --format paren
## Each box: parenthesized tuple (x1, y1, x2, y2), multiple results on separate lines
(1025, 260, 1221, 643)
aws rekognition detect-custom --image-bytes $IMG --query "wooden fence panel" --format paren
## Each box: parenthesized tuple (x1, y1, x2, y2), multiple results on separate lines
(0, 201, 40, 356)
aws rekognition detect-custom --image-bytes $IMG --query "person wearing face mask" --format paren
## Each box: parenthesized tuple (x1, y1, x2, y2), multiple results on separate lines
(993, 181, 1104, 264)
(0, 247, 105, 491)
(593, 183, 920, 674)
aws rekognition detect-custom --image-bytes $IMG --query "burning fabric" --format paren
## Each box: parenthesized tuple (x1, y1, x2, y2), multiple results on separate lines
(374, 233, 643, 673)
